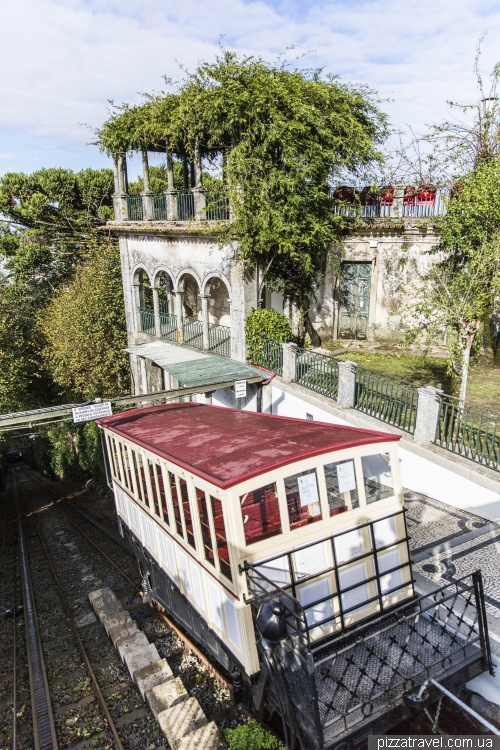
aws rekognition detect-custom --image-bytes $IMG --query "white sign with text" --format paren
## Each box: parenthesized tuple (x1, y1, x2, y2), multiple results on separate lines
(336, 460, 356, 493)
(234, 380, 247, 399)
(297, 473, 320, 507)
(72, 401, 112, 424)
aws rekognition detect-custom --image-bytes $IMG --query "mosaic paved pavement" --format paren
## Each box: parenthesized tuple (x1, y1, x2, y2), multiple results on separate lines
(404, 488, 500, 619)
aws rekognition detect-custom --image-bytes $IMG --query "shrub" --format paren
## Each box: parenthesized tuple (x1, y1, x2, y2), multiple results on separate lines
(245, 308, 292, 364)
(222, 719, 284, 750)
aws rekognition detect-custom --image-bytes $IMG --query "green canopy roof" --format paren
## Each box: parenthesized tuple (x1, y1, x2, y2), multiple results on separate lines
(125, 340, 263, 388)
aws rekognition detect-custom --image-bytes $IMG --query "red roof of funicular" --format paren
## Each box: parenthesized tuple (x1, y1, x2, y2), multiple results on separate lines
(98, 403, 400, 490)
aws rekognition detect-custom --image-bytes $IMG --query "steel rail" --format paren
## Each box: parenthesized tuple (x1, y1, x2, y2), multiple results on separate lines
(21, 469, 233, 691)
(12, 470, 58, 750)
(11, 476, 17, 750)
(20, 485, 126, 750)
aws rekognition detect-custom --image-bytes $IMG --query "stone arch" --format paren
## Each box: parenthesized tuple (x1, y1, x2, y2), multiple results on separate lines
(152, 268, 175, 315)
(176, 270, 202, 320)
(202, 273, 231, 326)
(132, 264, 154, 309)
(174, 267, 203, 293)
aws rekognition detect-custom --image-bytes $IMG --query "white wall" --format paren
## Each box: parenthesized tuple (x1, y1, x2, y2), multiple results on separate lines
(266, 383, 500, 523)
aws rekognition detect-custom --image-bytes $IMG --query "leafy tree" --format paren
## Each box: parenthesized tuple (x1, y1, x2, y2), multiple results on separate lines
(40, 236, 130, 401)
(97, 53, 388, 336)
(404, 161, 500, 402)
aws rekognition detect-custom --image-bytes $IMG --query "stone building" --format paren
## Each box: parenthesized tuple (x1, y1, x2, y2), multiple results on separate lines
(108, 154, 446, 391)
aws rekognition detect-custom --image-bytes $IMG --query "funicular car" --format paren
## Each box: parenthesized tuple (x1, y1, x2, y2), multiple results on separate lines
(98, 403, 493, 750)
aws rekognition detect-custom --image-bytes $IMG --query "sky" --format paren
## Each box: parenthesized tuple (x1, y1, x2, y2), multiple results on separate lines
(1, 0, 500, 180)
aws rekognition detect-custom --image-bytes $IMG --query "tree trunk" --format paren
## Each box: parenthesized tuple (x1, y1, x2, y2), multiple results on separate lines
(457, 319, 481, 406)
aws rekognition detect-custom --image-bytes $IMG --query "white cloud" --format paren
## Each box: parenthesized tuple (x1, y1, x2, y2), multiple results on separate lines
(0, 0, 499, 154)
(0, 153, 15, 159)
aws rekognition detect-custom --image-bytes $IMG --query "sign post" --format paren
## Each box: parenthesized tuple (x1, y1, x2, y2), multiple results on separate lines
(234, 380, 247, 410)
(72, 402, 113, 424)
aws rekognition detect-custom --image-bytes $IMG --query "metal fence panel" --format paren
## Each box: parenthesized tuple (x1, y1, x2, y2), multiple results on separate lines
(209, 324, 231, 357)
(126, 196, 143, 221)
(160, 312, 178, 342)
(138, 307, 155, 335)
(177, 192, 195, 220)
(182, 318, 204, 349)
(295, 348, 339, 399)
(152, 194, 167, 221)
(205, 191, 230, 221)
(434, 395, 500, 471)
(354, 368, 418, 433)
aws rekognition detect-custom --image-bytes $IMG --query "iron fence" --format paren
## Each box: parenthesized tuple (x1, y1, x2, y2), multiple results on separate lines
(332, 188, 449, 220)
(248, 337, 284, 375)
(152, 194, 167, 221)
(126, 195, 143, 221)
(209, 324, 231, 357)
(160, 312, 178, 342)
(433, 395, 500, 472)
(177, 192, 195, 220)
(295, 348, 339, 399)
(244, 552, 491, 750)
(354, 367, 418, 433)
(205, 191, 230, 221)
(182, 318, 204, 349)
(138, 307, 155, 335)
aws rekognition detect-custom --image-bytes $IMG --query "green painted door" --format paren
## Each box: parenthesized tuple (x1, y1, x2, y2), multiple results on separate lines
(338, 262, 372, 340)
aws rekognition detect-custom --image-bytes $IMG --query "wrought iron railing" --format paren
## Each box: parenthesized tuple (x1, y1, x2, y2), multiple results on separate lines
(138, 306, 155, 335)
(209, 324, 231, 357)
(205, 191, 230, 221)
(354, 368, 418, 433)
(177, 192, 195, 220)
(160, 312, 178, 342)
(245, 553, 491, 749)
(182, 317, 204, 349)
(126, 195, 143, 221)
(433, 395, 500, 472)
(248, 337, 284, 375)
(295, 347, 339, 399)
(152, 194, 167, 221)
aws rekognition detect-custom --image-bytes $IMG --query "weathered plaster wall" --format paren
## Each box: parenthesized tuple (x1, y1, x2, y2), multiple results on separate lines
(309, 222, 441, 342)
(118, 229, 257, 363)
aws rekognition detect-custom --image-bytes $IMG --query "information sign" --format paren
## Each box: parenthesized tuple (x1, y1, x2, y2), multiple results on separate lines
(72, 401, 112, 424)
(337, 460, 356, 493)
(297, 472, 320, 507)
(234, 380, 247, 399)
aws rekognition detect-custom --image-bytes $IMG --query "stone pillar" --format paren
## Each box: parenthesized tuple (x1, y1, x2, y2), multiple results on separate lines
(337, 360, 358, 409)
(140, 357, 148, 395)
(112, 155, 128, 221)
(392, 184, 405, 218)
(414, 386, 443, 445)
(164, 145, 178, 221)
(192, 188, 206, 219)
(200, 294, 210, 350)
(133, 282, 142, 332)
(173, 291, 184, 343)
(165, 190, 178, 221)
(141, 151, 153, 220)
(152, 287, 161, 338)
(282, 343, 297, 383)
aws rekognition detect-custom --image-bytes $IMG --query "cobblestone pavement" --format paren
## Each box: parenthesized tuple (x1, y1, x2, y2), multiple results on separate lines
(403, 488, 500, 619)
(404, 488, 489, 554)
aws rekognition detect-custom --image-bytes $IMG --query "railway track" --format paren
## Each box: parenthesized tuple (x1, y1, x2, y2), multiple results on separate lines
(2, 466, 493, 750)
(0, 467, 232, 750)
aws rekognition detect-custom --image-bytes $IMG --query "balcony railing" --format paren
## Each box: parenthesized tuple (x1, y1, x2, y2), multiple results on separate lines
(160, 312, 178, 342)
(332, 187, 450, 219)
(126, 196, 143, 221)
(433, 395, 500, 471)
(177, 192, 195, 220)
(138, 307, 155, 335)
(209, 323, 231, 357)
(152, 194, 167, 221)
(205, 191, 230, 221)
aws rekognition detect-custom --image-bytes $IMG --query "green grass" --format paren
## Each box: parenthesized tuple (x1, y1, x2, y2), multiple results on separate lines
(325, 352, 500, 412)
(222, 719, 285, 750)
